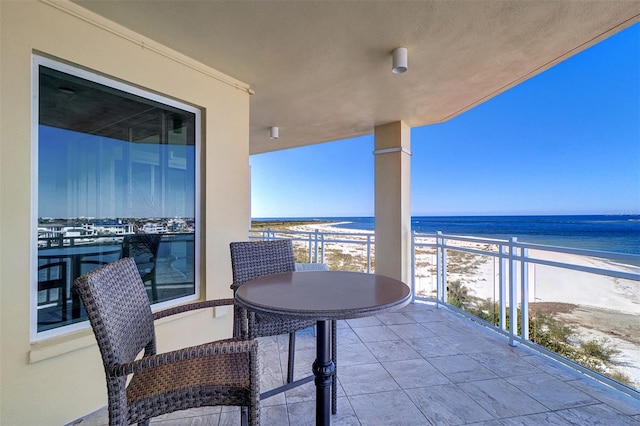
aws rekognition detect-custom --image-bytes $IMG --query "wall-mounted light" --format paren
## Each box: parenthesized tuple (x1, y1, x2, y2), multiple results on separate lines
(270, 126, 279, 140)
(392, 47, 408, 74)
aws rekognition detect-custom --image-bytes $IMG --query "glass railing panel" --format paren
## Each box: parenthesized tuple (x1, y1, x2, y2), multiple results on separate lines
(413, 241, 437, 298)
(444, 247, 499, 326)
(325, 237, 373, 272)
(529, 255, 639, 392)
(37, 241, 123, 332)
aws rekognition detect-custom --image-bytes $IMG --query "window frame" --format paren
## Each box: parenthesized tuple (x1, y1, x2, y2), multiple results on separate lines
(31, 54, 202, 342)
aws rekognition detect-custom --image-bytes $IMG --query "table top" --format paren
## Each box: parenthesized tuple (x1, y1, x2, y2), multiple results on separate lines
(235, 271, 411, 320)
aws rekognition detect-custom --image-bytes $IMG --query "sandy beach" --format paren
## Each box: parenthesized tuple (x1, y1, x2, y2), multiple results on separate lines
(284, 222, 640, 388)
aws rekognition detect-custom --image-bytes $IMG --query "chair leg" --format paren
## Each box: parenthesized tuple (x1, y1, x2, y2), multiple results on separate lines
(331, 319, 338, 415)
(241, 406, 248, 426)
(287, 332, 296, 383)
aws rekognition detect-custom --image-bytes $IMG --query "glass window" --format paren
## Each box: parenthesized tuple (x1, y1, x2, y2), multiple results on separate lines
(33, 56, 200, 338)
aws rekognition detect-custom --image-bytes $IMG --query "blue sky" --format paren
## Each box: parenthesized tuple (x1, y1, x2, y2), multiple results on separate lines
(250, 23, 640, 218)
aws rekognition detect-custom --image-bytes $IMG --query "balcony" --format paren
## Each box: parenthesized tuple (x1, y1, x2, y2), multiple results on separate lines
(66, 226, 639, 424)
(74, 300, 639, 425)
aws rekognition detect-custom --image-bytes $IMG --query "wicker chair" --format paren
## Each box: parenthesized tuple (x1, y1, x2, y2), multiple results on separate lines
(230, 240, 338, 414)
(74, 257, 260, 426)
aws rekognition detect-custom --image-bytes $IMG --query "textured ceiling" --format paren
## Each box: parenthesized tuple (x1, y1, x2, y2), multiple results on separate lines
(73, 1, 640, 154)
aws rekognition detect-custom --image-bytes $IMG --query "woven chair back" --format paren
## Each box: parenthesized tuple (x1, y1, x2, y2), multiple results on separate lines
(230, 240, 295, 286)
(74, 257, 156, 368)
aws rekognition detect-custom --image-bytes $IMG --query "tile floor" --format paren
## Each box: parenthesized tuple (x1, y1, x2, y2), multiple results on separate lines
(71, 301, 640, 425)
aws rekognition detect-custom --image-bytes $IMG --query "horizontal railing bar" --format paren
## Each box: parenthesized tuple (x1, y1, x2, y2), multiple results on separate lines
(441, 245, 501, 258)
(249, 229, 374, 238)
(313, 239, 371, 245)
(518, 241, 640, 263)
(249, 234, 374, 242)
(518, 257, 639, 281)
(415, 232, 510, 244)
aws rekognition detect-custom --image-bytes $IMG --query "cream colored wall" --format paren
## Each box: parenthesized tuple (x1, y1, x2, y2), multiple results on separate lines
(0, 1, 251, 424)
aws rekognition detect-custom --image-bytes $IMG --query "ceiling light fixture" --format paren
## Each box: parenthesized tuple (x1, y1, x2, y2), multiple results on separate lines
(392, 47, 408, 74)
(270, 126, 279, 140)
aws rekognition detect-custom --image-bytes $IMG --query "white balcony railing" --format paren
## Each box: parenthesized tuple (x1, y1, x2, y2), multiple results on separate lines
(250, 227, 640, 399)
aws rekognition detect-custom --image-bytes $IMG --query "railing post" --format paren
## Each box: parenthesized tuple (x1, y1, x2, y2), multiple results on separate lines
(521, 246, 529, 341)
(366, 235, 372, 274)
(320, 233, 325, 264)
(509, 237, 518, 347)
(411, 231, 416, 303)
(436, 231, 445, 307)
(499, 243, 507, 331)
(308, 232, 313, 263)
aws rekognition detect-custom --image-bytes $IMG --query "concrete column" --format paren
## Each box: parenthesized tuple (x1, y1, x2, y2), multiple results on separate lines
(374, 121, 411, 283)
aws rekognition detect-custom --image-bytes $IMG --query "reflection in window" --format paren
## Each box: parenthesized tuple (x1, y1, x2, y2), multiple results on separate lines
(34, 57, 200, 336)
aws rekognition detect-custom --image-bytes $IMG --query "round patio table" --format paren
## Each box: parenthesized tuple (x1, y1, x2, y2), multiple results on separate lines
(235, 270, 411, 426)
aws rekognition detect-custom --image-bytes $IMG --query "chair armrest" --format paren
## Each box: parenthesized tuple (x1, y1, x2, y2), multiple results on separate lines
(108, 338, 258, 377)
(152, 298, 235, 320)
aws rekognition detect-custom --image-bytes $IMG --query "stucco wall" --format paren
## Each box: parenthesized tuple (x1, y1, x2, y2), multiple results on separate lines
(0, 1, 251, 424)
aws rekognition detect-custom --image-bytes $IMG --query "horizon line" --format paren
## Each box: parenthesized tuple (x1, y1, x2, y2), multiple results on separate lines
(252, 212, 640, 220)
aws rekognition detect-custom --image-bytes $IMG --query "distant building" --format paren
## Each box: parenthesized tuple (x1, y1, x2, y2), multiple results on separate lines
(37, 223, 65, 238)
(87, 220, 134, 235)
(142, 222, 168, 234)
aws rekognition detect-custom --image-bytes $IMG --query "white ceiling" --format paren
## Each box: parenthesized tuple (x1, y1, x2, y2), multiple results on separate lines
(74, 1, 640, 154)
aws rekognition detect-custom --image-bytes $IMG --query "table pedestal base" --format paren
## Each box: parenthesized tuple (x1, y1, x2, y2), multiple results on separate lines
(313, 320, 335, 426)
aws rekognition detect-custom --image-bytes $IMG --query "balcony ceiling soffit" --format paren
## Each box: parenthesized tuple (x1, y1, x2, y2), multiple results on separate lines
(72, 1, 640, 154)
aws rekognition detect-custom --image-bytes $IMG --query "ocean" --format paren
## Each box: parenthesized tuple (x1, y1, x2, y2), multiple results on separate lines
(256, 215, 640, 256)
